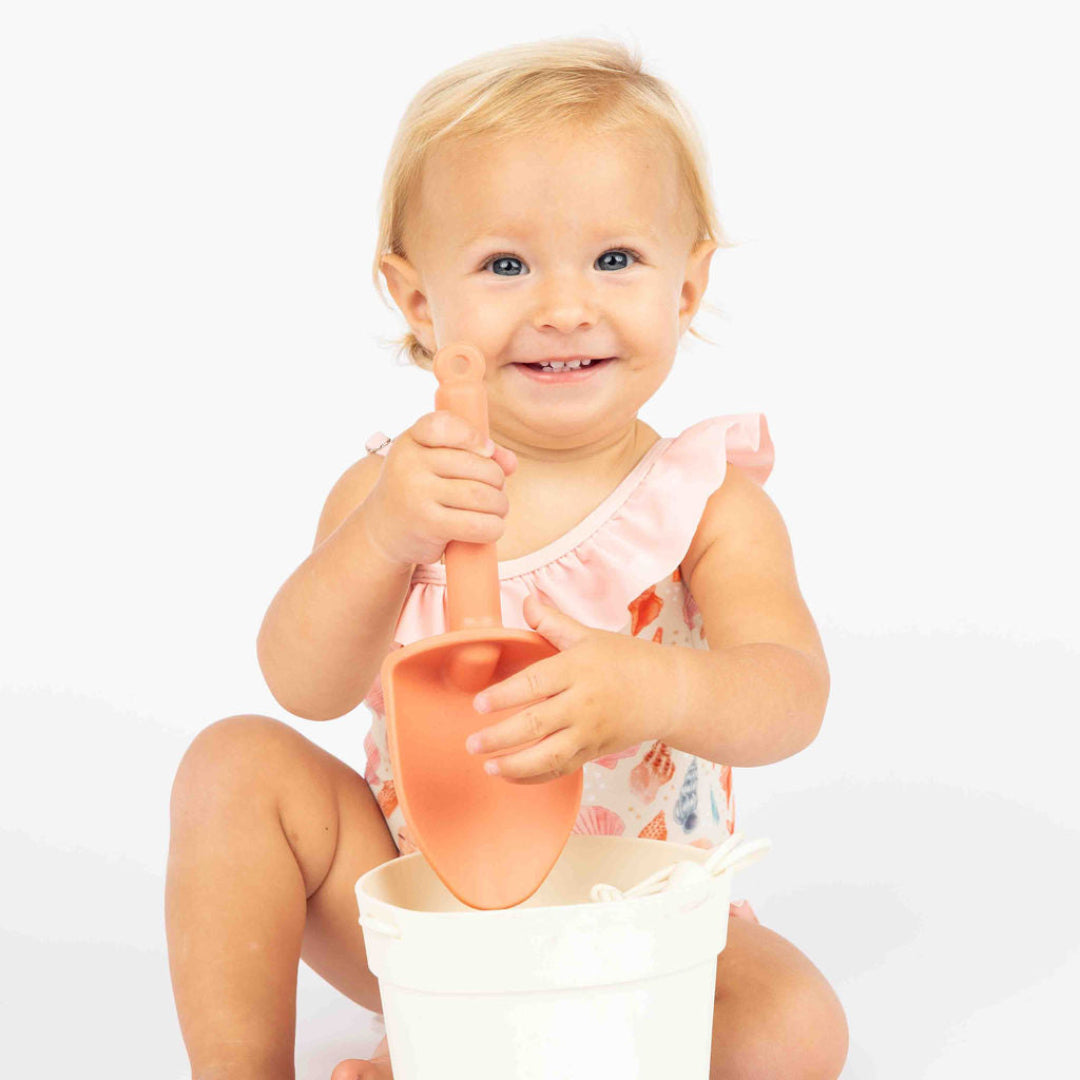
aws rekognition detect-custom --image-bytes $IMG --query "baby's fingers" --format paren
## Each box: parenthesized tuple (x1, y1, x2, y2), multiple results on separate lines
(484, 728, 586, 784)
(412, 410, 495, 456)
(472, 656, 563, 716)
(467, 698, 564, 756)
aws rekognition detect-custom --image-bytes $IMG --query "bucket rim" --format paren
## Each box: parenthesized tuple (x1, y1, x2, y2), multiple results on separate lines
(355, 835, 735, 919)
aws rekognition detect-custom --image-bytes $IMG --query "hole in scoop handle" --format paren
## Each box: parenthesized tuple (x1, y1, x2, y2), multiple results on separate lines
(433, 343, 502, 634)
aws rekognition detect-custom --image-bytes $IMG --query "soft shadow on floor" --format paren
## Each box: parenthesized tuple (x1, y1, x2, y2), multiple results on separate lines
(744, 779, 1080, 1078)
(295, 973, 385, 1080)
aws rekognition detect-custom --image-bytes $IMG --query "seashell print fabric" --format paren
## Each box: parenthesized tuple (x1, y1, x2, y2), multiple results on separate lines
(361, 565, 737, 858)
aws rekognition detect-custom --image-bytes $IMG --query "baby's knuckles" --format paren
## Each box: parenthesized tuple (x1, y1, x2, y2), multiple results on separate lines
(370, 438, 476, 564)
(366, 455, 442, 565)
(544, 745, 574, 778)
(420, 408, 488, 454)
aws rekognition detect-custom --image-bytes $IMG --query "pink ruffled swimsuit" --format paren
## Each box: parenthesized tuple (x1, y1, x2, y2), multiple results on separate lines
(361, 414, 774, 923)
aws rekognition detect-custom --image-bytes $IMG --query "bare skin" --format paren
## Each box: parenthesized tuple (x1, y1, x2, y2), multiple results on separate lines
(167, 714, 847, 1080)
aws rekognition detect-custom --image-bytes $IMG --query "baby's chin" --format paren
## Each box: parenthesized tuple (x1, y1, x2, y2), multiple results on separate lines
(490, 401, 647, 454)
(500, 359, 621, 410)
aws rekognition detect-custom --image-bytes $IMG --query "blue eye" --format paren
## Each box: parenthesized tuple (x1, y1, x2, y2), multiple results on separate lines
(480, 249, 640, 275)
(486, 255, 525, 276)
(596, 249, 638, 271)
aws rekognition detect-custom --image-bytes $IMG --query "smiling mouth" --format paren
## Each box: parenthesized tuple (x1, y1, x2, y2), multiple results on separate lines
(513, 357, 616, 373)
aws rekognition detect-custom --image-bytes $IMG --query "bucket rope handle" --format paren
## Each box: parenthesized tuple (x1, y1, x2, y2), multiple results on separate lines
(589, 833, 772, 903)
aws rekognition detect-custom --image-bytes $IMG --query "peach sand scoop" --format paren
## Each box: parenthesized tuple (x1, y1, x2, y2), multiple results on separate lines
(380, 343, 583, 911)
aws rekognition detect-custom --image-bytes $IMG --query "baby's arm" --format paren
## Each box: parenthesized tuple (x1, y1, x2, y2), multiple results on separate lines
(256, 452, 413, 721)
(256, 410, 514, 722)
(664, 463, 830, 766)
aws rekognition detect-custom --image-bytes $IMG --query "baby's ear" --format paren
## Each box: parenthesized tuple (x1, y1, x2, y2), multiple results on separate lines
(678, 240, 719, 333)
(381, 253, 435, 351)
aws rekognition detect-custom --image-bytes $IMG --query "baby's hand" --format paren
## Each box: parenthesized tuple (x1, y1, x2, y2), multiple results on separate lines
(465, 593, 664, 783)
(364, 410, 517, 567)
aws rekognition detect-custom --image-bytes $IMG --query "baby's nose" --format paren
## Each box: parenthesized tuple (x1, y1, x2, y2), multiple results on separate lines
(532, 278, 599, 333)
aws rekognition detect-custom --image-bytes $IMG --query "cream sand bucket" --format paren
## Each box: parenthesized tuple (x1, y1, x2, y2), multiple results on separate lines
(355, 832, 770, 1080)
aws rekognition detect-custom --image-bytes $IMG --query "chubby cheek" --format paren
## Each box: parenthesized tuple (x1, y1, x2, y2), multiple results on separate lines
(617, 290, 680, 360)
(433, 290, 511, 358)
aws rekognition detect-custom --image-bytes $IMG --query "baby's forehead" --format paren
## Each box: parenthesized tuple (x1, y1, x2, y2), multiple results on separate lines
(414, 127, 692, 246)
(423, 123, 675, 190)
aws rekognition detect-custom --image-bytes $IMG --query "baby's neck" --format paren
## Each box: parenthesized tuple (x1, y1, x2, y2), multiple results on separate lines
(498, 417, 658, 483)
(491, 418, 661, 563)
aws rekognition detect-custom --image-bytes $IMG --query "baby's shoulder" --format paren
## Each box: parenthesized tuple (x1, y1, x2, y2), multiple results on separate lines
(312, 449, 385, 550)
(680, 461, 785, 587)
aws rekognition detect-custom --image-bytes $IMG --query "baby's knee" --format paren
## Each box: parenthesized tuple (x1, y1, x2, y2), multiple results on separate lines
(719, 965, 848, 1080)
(759, 970, 849, 1080)
(170, 714, 294, 817)
(790, 973, 848, 1079)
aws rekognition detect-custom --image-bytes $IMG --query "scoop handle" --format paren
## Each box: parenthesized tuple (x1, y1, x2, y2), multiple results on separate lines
(432, 343, 502, 634)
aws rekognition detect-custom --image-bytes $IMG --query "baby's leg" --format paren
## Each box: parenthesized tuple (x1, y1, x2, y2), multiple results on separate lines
(166, 714, 398, 1079)
(710, 914, 849, 1079)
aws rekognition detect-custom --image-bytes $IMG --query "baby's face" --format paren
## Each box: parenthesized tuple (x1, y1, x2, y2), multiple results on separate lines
(382, 124, 717, 448)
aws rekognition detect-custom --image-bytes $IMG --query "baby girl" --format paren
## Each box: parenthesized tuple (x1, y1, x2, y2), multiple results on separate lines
(166, 36, 849, 1079)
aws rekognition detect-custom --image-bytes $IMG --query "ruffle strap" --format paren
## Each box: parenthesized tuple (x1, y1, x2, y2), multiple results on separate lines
(383, 413, 772, 650)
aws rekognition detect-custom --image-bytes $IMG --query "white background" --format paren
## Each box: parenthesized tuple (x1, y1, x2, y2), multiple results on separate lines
(2, 2, 1078, 1077)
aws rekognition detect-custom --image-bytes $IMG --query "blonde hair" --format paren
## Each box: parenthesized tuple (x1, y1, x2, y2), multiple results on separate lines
(372, 36, 735, 369)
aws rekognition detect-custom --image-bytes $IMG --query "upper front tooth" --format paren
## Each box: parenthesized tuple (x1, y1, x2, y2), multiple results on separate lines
(566, 359, 581, 368)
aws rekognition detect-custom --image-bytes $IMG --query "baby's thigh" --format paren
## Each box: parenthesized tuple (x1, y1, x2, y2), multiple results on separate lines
(294, 729, 400, 1010)
(171, 714, 399, 1011)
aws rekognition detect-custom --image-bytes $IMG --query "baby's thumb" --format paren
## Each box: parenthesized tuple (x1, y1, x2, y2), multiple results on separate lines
(491, 442, 518, 475)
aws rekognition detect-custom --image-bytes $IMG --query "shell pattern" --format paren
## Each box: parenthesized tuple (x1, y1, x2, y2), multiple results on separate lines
(673, 757, 700, 833)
